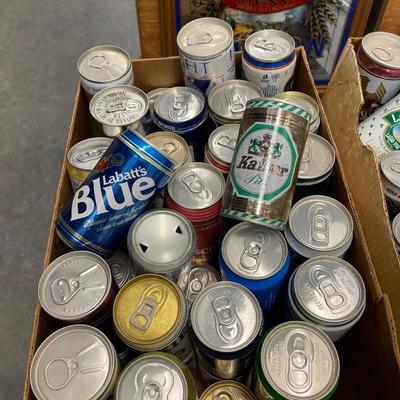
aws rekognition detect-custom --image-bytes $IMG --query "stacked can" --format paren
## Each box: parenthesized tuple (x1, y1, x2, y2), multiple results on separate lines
(107, 249, 135, 289)
(166, 162, 225, 265)
(380, 151, 400, 219)
(200, 381, 257, 400)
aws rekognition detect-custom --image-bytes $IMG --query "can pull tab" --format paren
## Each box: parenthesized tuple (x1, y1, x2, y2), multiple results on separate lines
(169, 94, 188, 120)
(181, 171, 212, 201)
(254, 39, 286, 55)
(309, 203, 332, 245)
(77, 148, 106, 163)
(159, 141, 178, 156)
(239, 232, 268, 272)
(106, 99, 142, 113)
(137, 366, 174, 400)
(88, 53, 125, 77)
(216, 134, 237, 150)
(212, 390, 235, 400)
(225, 88, 245, 114)
(187, 32, 212, 46)
(371, 46, 395, 62)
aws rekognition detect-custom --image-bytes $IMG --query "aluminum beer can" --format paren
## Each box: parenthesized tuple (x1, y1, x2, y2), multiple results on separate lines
(242, 30, 297, 97)
(222, 98, 311, 230)
(55, 128, 175, 258)
(107, 249, 135, 289)
(147, 87, 168, 116)
(177, 17, 235, 95)
(392, 213, 400, 250)
(254, 321, 340, 400)
(30, 325, 120, 400)
(220, 221, 290, 315)
(200, 380, 257, 400)
(380, 152, 400, 214)
(67, 137, 113, 192)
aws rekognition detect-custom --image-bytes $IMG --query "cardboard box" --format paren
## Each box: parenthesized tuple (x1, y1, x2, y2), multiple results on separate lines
(23, 50, 400, 399)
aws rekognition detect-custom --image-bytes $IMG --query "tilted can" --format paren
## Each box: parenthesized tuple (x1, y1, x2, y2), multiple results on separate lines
(380, 151, 400, 219)
(222, 98, 311, 230)
(107, 249, 135, 289)
(242, 30, 297, 97)
(220, 221, 290, 315)
(30, 325, 120, 400)
(200, 380, 257, 400)
(254, 321, 340, 400)
(67, 137, 113, 192)
(55, 128, 175, 258)
(392, 213, 400, 250)
(177, 17, 235, 95)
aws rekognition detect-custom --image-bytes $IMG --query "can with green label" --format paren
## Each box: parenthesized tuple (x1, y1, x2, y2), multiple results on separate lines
(222, 98, 311, 230)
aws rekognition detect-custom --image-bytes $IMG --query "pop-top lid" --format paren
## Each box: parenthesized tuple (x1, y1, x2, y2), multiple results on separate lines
(208, 125, 240, 165)
(362, 32, 400, 69)
(381, 151, 400, 188)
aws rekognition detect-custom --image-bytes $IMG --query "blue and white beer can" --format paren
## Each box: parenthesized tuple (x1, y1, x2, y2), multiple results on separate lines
(55, 128, 175, 258)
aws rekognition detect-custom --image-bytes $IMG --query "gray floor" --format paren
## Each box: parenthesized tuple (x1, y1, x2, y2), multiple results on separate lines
(0, 2, 141, 398)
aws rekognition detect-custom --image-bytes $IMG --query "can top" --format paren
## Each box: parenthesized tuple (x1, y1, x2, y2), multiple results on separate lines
(293, 257, 366, 326)
(260, 321, 340, 400)
(200, 380, 257, 400)
(289, 195, 353, 252)
(115, 352, 188, 400)
(191, 281, 262, 353)
(38, 251, 112, 321)
(245, 29, 295, 63)
(89, 85, 149, 126)
(30, 325, 117, 400)
(107, 249, 135, 289)
(208, 80, 263, 121)
(392, 213, 400, 246)
(222, 222, 288, 280)
(208, 124, 240, 164)
(113, 275, 186, 350)
(380, 151, 400, 188)
(177, 17, 233, 59)
(147, 87, 168, 114)
(67, 137, 113, 172)
(297, 134, 335, 180)
(127, 209, 196, 273)
(168, 162, 225, 210)
(77, 45, 131, 83)
(361, 32, 400, 69)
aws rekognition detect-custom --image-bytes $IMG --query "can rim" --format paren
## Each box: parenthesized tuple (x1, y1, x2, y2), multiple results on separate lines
(200, 380, 257, 400)
(207, 124, 240, 166)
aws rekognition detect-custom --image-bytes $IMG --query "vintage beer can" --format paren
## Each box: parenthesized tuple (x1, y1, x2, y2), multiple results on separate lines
(38, 251, 114, 325)
(89, 85, 151, 137)
(115, 352, 197, 400)
(107, 249, 135, 289)
(222, 98, 311, 230)
(285, 257, 366, 342)
(380, 152, 400, 217)
(55, 128, 175, 258)
(220, 221, 290, 315)
(77, 45, 133, 99)
(190, 281, 263, 382)
(208, 80, 263, 125)
(254, 321, 340, 400)
(392, 213, 400, 250)
(67, 137, 113, 192)
(177, 17, 235, 95)
(242, 30, 297, 97)
(200, 380, 257, 400)
(166, 162, 225, 264)
(30, 325, 120, 400)
(127, 209, 196, 287)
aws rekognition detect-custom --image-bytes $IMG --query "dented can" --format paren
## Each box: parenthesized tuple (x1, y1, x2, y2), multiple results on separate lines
(107, 249, 135, 289)
(200, 380, 257, 400)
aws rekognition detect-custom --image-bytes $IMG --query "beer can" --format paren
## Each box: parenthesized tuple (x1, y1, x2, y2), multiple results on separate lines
(208, 80, 263, 125)
(200, 380, 257, 400)
(222, 98, 311, 230)
(242, 30, 297, 97)
(38, 251, 113, 325)
(115, 352, 197, 400)
(392, 213, 400, 250)
(89, 85, 151, 137)
(220, 221, 290, 315)
(254, 321, 340, 400)
(380, 151, 400, 211)
(190, 281, 263, 381)
(166, 162, 225, 264)
(30, 325, 120, 400)
(55, 128, 175, 258)
(177, 17, 235, 95)
(285, 257, 366, 342)
(147, 87, 168, 116)
(67, 137, 113, 192)
(284, 195, 354, 260)
(77, 44, 133, 99)
(127, 209, 196, 287)
(107, 249, 135, 289)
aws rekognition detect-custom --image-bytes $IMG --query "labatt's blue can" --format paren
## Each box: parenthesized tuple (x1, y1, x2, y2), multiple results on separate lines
(56, 129, 175, 258)
(220, 221, 290, 315)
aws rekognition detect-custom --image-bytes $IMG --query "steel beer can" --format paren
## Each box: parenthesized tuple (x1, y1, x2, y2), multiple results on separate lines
(55, 128, 175, 258)
(392, 213, 400, 250)
(200, 381, 257, 400)
(177, 17, 235, 95)
(107, 249, 135, 289)
(222, 98, 311, 230)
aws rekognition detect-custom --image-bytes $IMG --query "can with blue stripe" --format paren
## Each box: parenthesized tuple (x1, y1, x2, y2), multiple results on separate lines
(55, 128, 175, 258)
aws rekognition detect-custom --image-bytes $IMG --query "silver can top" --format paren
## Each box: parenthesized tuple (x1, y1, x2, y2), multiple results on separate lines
(208, 80, 263, 121)
(221, 222, 288, 280)
(168, 162, 225, 210)
(147, 87, 168, 115)
(298, 134, 335, 180)
(392, 213, 400, 247)
(177, 17, 233, 59)
(127, 209, 196, 273)
(191, 281, 262, 353)
(208, 124, 240, 165)
(30, 325, 117, 400)
(67, 137, 113, 172)
(260, 321, 340, 400)
(77, 45, 131, 83)
(361, 32, 400, 69)
(380, 151, 400, 188)
(293, 257, 366, 326)
(90, 85, 149, 126)
(38, 251, 112, 322)
(289, 195, 353, 252)
(107, 249, 135, 289)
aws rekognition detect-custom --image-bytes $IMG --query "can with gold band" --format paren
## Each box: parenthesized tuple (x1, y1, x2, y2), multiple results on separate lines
(200, 380, 257, 400)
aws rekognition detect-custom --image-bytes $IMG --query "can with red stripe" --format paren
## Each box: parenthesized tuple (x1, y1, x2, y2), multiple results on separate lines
(166, 162, 225, 265)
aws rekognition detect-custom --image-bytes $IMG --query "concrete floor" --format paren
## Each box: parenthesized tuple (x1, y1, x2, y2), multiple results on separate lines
(0, 1, 141, 398)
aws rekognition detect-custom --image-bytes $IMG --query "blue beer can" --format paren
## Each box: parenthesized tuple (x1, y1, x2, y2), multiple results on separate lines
(56, 128, 175, 258)
(219, 221, 290, 315)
